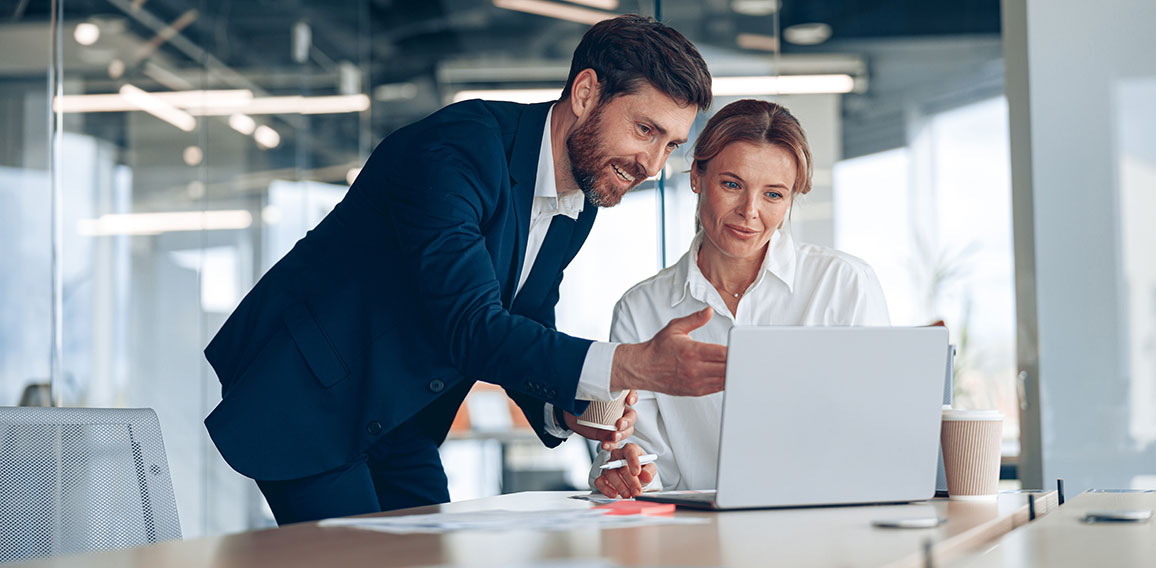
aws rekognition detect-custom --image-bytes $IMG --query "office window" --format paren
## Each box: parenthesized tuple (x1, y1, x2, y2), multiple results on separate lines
(555, 186, 662, 341)
(1118, 78, 1156, 452)
(834, 97, 1018, 448)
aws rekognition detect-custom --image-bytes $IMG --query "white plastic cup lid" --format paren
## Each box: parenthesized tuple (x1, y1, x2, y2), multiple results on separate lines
(942, 409, 1003, 421)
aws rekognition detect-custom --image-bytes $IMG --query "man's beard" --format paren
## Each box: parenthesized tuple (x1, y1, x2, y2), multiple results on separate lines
(566, 104, 646, 208)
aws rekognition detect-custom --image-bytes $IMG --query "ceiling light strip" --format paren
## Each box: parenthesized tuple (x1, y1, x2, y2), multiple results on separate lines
(253, 125, 281, 149)
(711, 74, 855, 95)
(55, 89, 252, 113)
(563, 0, 619, 9)
(118, 84, 196, 131)
(228, 113, 257, 135)
(736, 33, 780, 52)
(77, 210, 253, 236)
(453, 88, 560, 104)
(54, 91, 367, 116)
(202, 94, 370, 116)
(454, 74, 856, 102)
(493, 0, 615, 26)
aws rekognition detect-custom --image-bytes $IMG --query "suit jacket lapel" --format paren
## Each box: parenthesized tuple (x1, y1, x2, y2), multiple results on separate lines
(504, 101, 553, 307)
(511, 214, 577, 315)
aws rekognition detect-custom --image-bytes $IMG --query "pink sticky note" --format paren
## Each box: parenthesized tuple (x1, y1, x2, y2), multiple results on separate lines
(593, 500, 676, 516)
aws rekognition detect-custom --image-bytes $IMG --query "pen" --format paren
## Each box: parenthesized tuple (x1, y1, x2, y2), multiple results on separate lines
(600, 454, 658, 470)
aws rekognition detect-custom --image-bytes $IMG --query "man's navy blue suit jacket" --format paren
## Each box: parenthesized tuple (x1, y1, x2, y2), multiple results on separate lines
(204, 100, 598, 481)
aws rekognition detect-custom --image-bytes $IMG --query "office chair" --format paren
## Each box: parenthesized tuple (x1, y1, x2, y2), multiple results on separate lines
(0, 407, 181, 564)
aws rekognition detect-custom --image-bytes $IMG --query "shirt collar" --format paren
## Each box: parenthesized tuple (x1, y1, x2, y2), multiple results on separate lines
(669, 229, 799, 308)
(533, 105, 585, 220)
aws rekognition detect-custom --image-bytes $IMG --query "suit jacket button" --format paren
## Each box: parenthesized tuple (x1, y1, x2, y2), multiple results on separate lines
(367, 421, 382, 435)
(429, 379, 446, 393)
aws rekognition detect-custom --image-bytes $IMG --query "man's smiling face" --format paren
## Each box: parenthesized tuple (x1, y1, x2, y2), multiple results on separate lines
(566, 81, 698, 207)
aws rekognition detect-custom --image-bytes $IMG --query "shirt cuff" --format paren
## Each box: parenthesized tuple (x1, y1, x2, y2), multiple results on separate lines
(543, 402, 572, 438)
(574, 341, 620, 402)
(641, 472, 663, 493)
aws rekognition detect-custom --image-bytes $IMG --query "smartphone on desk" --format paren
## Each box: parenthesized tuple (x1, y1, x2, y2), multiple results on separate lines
(1081, 509, 1152, 523)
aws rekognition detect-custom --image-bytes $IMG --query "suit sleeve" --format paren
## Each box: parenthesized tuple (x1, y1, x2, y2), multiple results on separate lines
(505, 252, 593, 448)
(379, 120, 591, 416)
(504, 389, 568, 448)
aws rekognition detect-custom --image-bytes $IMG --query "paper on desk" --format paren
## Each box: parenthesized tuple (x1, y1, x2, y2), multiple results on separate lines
(567, 493, 619, 504)
(418, 561, 618, 568)
(318, 508, 705, 534)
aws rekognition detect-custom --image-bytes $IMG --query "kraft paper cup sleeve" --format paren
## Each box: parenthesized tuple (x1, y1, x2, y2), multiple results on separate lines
(941, 410, 1003, 500)
(576, 393, 628, 431)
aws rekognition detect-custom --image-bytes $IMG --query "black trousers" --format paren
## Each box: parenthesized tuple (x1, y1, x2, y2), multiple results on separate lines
(255, 419, 450, 525)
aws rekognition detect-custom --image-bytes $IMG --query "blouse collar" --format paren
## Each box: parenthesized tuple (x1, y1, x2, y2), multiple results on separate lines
(669, 228, 798, 308)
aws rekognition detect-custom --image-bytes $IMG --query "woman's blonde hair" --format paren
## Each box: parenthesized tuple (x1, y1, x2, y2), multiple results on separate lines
(692, 99, 813, 196)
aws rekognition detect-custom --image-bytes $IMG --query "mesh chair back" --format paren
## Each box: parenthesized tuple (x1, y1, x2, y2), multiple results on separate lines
(0, 407, 181, 564)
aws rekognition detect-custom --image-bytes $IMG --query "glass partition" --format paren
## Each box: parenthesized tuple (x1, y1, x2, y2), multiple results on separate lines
(1004, 0, 1156, 492)
(1, 0, 1014, 535)
(11, 0, 374, 536)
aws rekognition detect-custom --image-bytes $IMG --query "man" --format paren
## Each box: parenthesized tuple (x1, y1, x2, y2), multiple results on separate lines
(204, 15, 725, 525)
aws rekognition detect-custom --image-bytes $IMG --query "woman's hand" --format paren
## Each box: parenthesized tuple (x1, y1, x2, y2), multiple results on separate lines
(593, 443, 656, 498)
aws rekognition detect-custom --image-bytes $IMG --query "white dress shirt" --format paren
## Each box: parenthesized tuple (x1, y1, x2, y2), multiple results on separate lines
(588, 229, 891, 491)
(517, 105, 618, 438)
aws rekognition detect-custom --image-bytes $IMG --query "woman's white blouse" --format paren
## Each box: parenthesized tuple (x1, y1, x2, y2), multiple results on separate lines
(588, 229, 891, 492)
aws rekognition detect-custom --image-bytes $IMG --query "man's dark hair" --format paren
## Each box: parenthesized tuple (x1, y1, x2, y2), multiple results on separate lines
(562, 15, 712, 111)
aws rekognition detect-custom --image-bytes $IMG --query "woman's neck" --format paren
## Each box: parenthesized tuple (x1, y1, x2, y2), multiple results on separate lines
(696, 234, 766, 299)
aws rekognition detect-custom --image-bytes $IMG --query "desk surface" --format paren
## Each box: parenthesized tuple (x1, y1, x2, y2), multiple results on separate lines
(15, 490, 1057, 568)
(951, 491, 1155, 567)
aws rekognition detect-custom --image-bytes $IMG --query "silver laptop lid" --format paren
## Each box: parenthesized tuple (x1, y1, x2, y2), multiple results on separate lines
(715, 326, 948, 509)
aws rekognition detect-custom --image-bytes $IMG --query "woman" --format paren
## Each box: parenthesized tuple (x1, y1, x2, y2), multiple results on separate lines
(590, 99, 890, 498)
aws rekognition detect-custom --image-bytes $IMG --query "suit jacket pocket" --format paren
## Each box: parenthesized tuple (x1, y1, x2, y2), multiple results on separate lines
(283, 302, 350, 387)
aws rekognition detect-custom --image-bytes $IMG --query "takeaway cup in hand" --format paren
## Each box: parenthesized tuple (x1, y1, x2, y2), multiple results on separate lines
(576, 392, 628, 431)
(940, 409, 1003, 500)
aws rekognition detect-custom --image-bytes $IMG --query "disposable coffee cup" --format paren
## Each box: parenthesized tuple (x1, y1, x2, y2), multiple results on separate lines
(940, 409, 1003, 501)
(576, 392, 628, 431)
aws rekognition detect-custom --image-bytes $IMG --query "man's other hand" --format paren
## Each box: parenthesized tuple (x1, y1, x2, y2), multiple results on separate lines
(563, 390, 638, 451)
(611, 307, 727, 396)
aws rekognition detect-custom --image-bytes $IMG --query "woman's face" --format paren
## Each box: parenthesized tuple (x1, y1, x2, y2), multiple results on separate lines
(693, 141, 796, 263)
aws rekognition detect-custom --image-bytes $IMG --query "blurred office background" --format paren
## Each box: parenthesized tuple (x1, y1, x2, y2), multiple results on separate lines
(0, 0, 1152, 537)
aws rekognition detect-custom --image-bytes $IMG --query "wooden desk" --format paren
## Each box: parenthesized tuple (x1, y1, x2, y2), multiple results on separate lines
(951, 491, 1155, 567)
(13, 491, 1058, 568)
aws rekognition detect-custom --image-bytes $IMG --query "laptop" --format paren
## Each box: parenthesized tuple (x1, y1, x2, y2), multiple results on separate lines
(636, 326, 949, 510)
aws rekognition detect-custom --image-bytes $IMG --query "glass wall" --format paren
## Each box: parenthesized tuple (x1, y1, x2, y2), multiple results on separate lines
(1, 0, 1012, 535)
(1004, 0, 1156, 493)
(4, 0, 372, 536)
(0, 12, 52, 409)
